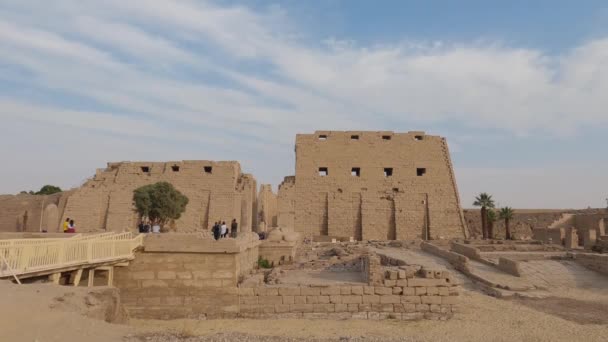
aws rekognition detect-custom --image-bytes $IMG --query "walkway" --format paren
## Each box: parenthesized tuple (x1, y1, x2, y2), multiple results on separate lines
(0, 232, 143, 284)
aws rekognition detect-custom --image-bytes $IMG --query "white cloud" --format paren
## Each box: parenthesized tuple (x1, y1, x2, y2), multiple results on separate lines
(0, 0, 607, 207)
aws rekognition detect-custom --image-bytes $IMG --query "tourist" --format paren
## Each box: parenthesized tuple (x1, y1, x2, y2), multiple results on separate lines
(63, 217, 70, 233)
(212, 222, 220, 240)
(67, 219, 76, 233)
(221, 221, 227, 238)
(144, 221, 151, 233)
(152, 223, 161, 233)
(231, 219, 238, 238)
(138, 221, 145, 233)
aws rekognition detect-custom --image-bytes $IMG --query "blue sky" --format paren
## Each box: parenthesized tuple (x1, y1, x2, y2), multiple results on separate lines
(0, 0, 607, 208)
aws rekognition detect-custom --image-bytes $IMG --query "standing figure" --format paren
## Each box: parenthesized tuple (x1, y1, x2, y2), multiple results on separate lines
(63, 218, 70, 233)
(231, 219, 238, 238)
(67, 219, 76, 233)
(220, 221, 227, 238)
(212, 222, 220, 240)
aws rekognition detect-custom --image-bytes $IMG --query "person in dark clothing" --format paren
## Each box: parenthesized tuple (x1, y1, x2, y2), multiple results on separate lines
(212, 222, 220, 240)
(138, 221, 145, 233)
(231, 219, 238, 238)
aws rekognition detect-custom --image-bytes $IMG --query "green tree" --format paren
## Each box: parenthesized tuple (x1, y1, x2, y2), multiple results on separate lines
(499, 207, 515, 240)
(133, 182, 189, 228)
(486, 209, 497, 239)
(35, 185, 62, 195)
(473, 193, 495, 239)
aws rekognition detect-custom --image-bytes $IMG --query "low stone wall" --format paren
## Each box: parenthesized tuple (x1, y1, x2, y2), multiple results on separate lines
(258, 241, 297, 267)
(450, 242, 482, 260)
(421, 242, 471, 273)
(497, 257, 522, 277)
(572, 253, 608, 276)
(238, 280, 459, 321)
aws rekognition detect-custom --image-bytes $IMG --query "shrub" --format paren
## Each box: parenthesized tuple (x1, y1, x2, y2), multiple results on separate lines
(133, 182, 189, 228)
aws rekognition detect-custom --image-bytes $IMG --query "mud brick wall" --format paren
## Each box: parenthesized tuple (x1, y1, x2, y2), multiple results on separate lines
(60, 160, 257, 233)
(290, 131, 465, 241)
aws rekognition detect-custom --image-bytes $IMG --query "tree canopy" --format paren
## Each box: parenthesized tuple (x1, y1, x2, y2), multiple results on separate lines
(36, 185, 62, 195)
(473, 193, 495, 208)
(133, 182, 189, 227)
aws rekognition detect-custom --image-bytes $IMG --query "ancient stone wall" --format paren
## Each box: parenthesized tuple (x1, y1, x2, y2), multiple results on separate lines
(0, 192, 69, 232)
(291, 131, 465, 241)
(257, 184, 278, 231)
(60, 161, 257, 232)
(277, 176, 295, 231)
(116, 250, 459, 320)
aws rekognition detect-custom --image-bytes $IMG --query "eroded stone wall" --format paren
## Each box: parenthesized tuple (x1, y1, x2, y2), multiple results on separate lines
(0, 192, 69, 232)
(277, 176, 295, 231)
(257, 184, 278, 230)
(291, 131, 465, 240)
(61, 161, 257, 232)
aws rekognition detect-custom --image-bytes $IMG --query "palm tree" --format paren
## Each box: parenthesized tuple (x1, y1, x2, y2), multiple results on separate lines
(473, 193, 495, 239)
(487, 209, 497, 239)
(499, 207, 515, 240)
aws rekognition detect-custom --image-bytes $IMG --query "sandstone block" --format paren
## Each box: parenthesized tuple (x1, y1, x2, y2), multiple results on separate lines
(334, 303, 348, 312)
(374, 287, 392, 295)
(275, 304, 290, 313)
(282, 296, 294, 304)
(341, 295, 362, 304)
(320, 287, 341, 295)
(362, 295, 380, 304)
(259, 296, 283, 305)
(300, 287, 321, 296)
(442, 296, 459, 305)
(157, 271, 176, 280)
(329, 295, 342, 304)
(392, 287, 402, 295)
(408, 278, 447, 287)
(402, 287, 415, 296)
(401, 296, 421, 304)
(363, 286, 375, 295)
(380, 295, 400, 304)
(351, 286, 364, 295)
(290, 304, 313, 313)
(416, 304, 430, 312)
(278, 287, 301, 296)
(317, 296, 330, 304)
(426, 287, 439, 295)
(313, 304, 335, 313)
(294, 296, 307, 304)
(132, 271, 155, 280)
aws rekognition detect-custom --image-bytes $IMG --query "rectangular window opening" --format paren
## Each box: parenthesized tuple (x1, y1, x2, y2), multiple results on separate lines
(351, 135, 359, 140)
(140, 166, 150, 173)
(414, 135, 424, 141)
(417, 168, 426, 176)
(318, 167, 328, 176)
(318, 135, 327, 141)
(351, 167, 360, 177)
(382, 135, 391, 140)
(384, 168, 393, 177)
(204, 166, 213, 174)
(171, 165, 180, 172)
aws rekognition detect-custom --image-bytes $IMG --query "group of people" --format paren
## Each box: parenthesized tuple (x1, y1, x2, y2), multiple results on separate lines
(62, 218, 76, 233)
(212, 219, 238, 240)
(137, 221, 161, 233)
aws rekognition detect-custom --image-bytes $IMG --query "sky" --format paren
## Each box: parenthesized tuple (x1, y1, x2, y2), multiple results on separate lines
(0, 0, 607, 208)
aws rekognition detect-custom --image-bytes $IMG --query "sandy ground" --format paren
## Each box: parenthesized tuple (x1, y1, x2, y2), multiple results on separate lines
(3, 280, 606, 342)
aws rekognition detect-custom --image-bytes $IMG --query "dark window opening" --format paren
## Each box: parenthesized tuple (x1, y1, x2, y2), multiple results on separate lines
(318, 135, 327, 141)
(414, 135, 424, 141)
(382, 135, 391, 140)
(351, 167, 360, 177)
(392, 187, 399, 192)
(417, 168, 426, 176)
(384, 168, 393, 177)
(141, 166, 150, 173)
(351, 135, 359, 140)
(318, 167, 328, 176)
(204, 166, 213, 174)
(171, 165, 180, 172)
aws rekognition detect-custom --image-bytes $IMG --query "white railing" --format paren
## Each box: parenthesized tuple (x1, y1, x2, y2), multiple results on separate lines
(0, 232, 143, 278)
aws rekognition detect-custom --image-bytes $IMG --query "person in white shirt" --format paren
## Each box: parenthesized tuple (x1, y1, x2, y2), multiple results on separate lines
(220, 221, 227, 238)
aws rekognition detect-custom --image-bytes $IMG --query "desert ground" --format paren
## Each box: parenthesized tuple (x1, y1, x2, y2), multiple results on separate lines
(2, 279, 606, 342)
